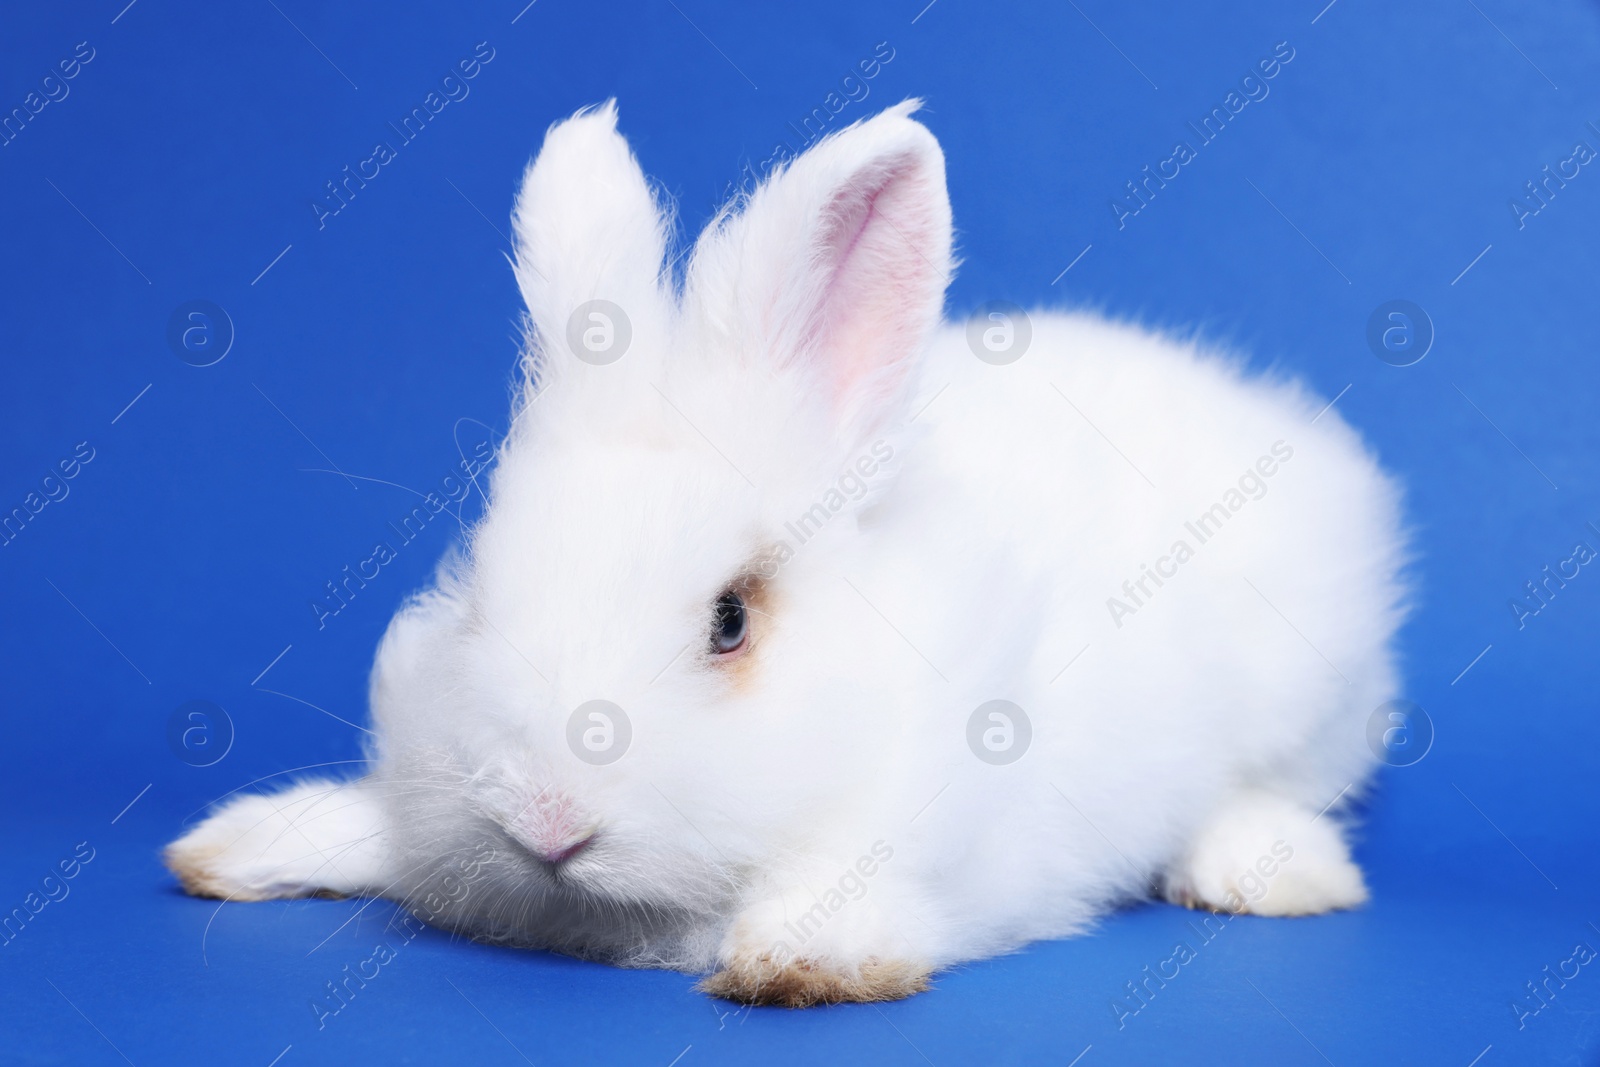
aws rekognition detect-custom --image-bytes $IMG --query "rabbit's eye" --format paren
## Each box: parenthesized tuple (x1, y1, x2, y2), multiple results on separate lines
(711, 590, 747, 656)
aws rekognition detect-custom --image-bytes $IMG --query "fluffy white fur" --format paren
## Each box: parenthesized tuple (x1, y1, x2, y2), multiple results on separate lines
(167, 100, 1408, 1005)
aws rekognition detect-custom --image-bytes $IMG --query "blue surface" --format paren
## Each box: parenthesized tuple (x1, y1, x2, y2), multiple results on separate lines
(3, 1, 1598, 1063)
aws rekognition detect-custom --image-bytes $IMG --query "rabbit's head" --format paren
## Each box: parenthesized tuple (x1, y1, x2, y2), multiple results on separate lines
(371, 100, 953, 958)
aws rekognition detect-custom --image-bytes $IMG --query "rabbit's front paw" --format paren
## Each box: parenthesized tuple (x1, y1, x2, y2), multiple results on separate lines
(165, 779, 391, 902)
(698, 954, 929, 1007)
(699, 888, 931, 1006)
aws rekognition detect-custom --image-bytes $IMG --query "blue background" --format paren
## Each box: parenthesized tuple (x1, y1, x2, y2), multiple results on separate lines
(2, 0, 1597, 1063)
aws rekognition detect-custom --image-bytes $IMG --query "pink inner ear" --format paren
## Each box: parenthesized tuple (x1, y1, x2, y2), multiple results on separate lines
(805, 152, 943, 412)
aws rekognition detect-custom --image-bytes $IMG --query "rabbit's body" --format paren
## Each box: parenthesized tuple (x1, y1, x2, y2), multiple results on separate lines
(806, 312, 1401, 958)
(167, 102, 1407, 1006)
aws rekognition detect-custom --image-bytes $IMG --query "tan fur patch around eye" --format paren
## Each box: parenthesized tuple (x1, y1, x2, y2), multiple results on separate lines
(710, 561, 780, 689)
(736, 568, 777, 630)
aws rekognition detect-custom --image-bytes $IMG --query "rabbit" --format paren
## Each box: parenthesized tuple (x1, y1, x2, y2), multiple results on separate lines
(166, 99, 1409, 1008)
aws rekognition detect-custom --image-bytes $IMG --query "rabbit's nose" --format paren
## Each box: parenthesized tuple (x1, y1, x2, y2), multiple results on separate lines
(531, 832, 595, 865)
(507, 789, 597, 865)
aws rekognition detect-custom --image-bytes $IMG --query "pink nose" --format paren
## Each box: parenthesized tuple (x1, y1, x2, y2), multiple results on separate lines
(533, 834, 594, 865)
(509, 789, 596, 866)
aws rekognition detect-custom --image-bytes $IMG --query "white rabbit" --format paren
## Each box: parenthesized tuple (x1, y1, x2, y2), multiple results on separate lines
(167, 100, 1408, 1007)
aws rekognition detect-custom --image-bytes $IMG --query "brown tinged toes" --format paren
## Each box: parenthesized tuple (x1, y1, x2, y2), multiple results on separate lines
(163, 841, 225, 899)
(697, 957, 932, 1008)
(1166, 885, 1252, 917)
(1165, 886, 1202, 910)
(162, 840, 268, 902)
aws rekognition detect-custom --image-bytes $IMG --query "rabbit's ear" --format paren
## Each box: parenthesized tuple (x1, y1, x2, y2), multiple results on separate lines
(512, 101, 670, 374)
(690, 100, 952, 438)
